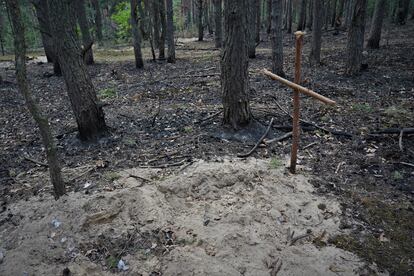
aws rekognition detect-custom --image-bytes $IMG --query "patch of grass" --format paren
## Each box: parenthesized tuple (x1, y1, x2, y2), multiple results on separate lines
(183, 126, 193, 133)
(106, 255, 118, 269)
(382, 105, 411, 126)
(104, 171, 121, 182)
(391, 170, 403, 180)
(351, 103, 373, 113)
(269, 158, 283, 169)
(99, 87, 117, 99)
(330, 198, 414, 274)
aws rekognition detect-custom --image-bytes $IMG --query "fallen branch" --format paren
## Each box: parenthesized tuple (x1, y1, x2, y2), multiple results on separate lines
(264, 131, 293, 144)
(138, 159, 189, 169)
(399, 129, 404, 152)
(129, 174, 152, 182)
(370, 128, 414, 135)
(196, 110, 223, 124)
(290, 232, 312, 246)
(237, 118, 274, 158)
(399, 162, 414, 168)
(151, 97, 161, 127)
(24, 155, 48, 167)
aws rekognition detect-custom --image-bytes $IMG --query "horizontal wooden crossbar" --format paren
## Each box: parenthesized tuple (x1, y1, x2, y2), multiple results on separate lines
(262, 69, 336, 105)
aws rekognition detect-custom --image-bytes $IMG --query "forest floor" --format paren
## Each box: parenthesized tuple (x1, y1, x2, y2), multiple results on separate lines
(0, 22, 413, 275)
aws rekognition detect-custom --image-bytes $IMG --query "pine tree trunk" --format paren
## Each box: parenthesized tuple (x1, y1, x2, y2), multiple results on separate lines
(367, 0, 386, 49)
(345, 0, 367, 75)
(159, 0, 166, 59)
(271, 0, 285, 76)
(396, 0, 410, 25)
(306, 0, 313, 30)
(48, 0, 107, 141)
(256, 0, 261, 42)
(248, 0, 258, 58)
(310, 0, 322, 65)
(166, 0, 176, 63)
(153, 0, 161, 48)
(91, 0, 103, 42)
(213, 0, 222, 48)
(131, 0, 144, 68)
(6, 0, 66, 199)
(297, 0, 307, 30)
(32, 0, 61, 75)
(197, 0, 204, 41)
(222, 0, 252, 129)
(75, 0, 94, 65)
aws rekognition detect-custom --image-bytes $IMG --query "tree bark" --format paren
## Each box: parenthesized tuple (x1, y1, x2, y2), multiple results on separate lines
(345, 0, 367, 75)
(222, 0, 252, 129)
(6, 0, 66, 199)
(48, 0, 107, 141)
(256, 0, 261, 42)
(287, 0, 292, 33)
(310, 0, 322, 65)
(248, 0, 258, 58)
(367, 0, 386, 49)
(396, 0, 410, 25)
(91, 0, 103, 42)
(267, 0, 271, 34)
(153, 0, 161, 48)
(131, 0, 144, 68)
(197, 0, 204, 41)
(306, 0, 313, 30)
(159, 0, 166, 59)
(75, 0, 94, 65)
(213, 0, 222, 48)
(166, 0, 176, 63)
(271, 0, 285, 76)
(32, 0, 61, 75)
(297, 0, 307, 31)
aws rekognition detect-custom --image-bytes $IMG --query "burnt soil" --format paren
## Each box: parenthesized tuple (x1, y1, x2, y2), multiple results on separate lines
(1, 22, 413, 275)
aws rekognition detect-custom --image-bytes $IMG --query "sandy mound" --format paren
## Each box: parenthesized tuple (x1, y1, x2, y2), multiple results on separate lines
(0, 158, 385, 275)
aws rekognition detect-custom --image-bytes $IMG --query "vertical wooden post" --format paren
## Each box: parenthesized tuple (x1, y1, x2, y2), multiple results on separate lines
(290, 31, 304, 173)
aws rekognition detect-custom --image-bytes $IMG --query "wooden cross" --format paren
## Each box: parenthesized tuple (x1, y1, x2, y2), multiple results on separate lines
(263, 31, 336, 174)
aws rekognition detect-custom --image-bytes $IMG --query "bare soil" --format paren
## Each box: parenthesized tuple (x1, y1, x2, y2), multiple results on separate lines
(0, 22, 413, 275)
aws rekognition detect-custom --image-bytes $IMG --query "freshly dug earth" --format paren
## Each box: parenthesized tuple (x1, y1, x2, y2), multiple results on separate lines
(0, 158, 385, 275)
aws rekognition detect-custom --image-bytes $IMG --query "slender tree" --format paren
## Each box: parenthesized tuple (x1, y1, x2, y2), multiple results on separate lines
(76, 0, 94, 65)
(248, 0, 258, 58)
(166, 0, 176, 63)
(6, 0, 66, 199)
(131, 0, 144, 68)
(31, 0, 61, 75)
(91, 0, 103, 42)
(159, 0, 166, 59)
(222, 0, 252, 129)
(153, 0, 161, 48)
(48, 0, 107, 141)
(309, 0, 322, 65)
(271, 0, 285, 76)
(256, 0, 261, 43)
(197, 0, 204, 41)
(306, 0, 313, 30)
(287, 0, 293, 33)
(213, 0, 222, 48)
(396, 0, 410, 25)
(345, 0, 367, 75)
(367, 0, 386, 49)
(297, 0, 307, 31)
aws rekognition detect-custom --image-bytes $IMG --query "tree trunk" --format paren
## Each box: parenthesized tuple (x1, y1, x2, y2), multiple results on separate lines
(48, 0, 107, 141)
(131, 0, 144, 68)
(306, 0, 313, 30)
(213, 0, 222, 48)
(91, 0, 103, 42)
(248, 0, 258, 58)
(345, 0, 367, 75)
(75, 0, 94, 65)
(396, 0, 410, 25)
(32, 0, 61, 75)
(331, 0, 337, 27)
(0, 11, 4, 56)
(367, 0, 386, 49)
(153, 0, 161, 48)
(271, 0, 285, 76)
(310, 0, 322, 65)
(287, 0, 292, 33)
(197, 0, 204, 41)
(166, 0, 176, 63)
(256, 0, 261, 42)
(159, 0, 166, 59)
(267, 0, 271, 34)
(222, 0, 252, 129)
(6, 0, 66, 199)
(297, 0, 307, 30)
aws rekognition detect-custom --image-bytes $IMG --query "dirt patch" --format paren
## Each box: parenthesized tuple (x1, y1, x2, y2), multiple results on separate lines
(0, 158, 385, 275)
